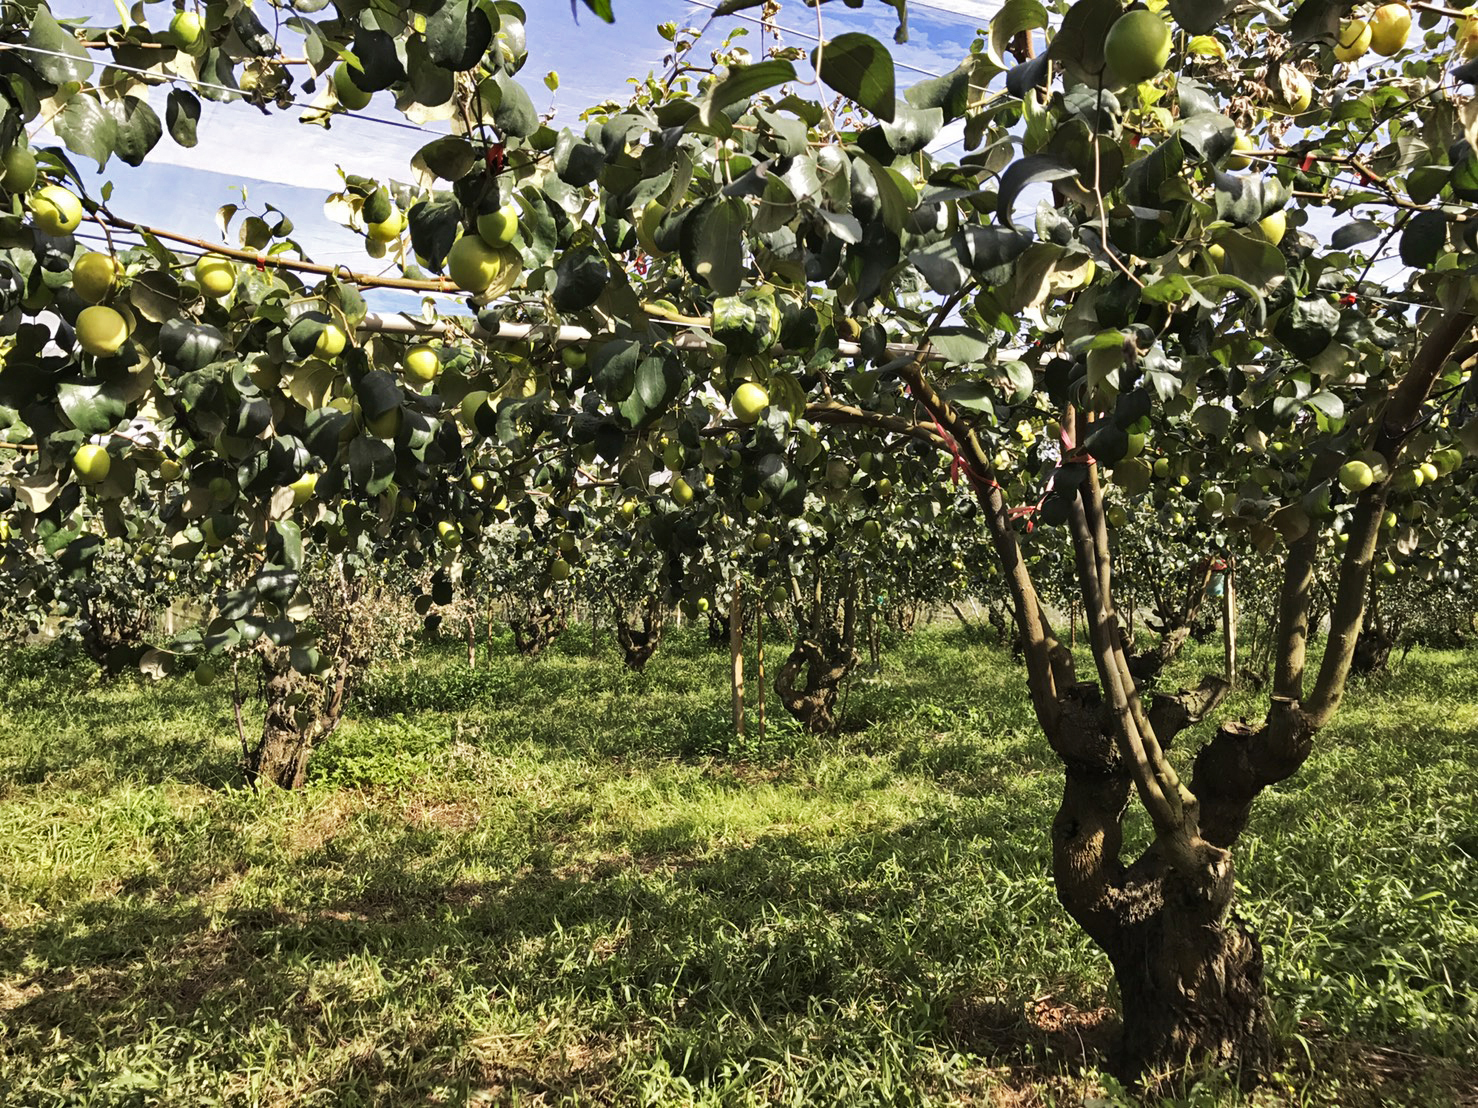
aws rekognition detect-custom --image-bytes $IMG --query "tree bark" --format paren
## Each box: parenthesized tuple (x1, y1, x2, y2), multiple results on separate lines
(613, 596, 663, 671)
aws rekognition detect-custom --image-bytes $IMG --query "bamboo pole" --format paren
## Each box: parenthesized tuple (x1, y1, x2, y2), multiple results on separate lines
(1223, 559, 1237, 688)
(730, 578, 745, 739)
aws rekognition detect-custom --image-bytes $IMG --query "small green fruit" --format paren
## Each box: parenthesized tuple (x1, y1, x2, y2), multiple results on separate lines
(334, 63, 373, 111)
(72, 444, 111, 483)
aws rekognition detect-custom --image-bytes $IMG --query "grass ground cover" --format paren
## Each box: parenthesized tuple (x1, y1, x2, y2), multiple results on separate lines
(0, 625, 1475, 1106)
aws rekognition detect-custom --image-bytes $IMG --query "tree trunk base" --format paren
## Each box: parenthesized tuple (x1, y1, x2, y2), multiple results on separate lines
(1110, 893, 1273, 1089)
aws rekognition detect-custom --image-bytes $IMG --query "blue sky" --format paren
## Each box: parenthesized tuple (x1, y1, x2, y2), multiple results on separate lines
(50, 1, 999, 312)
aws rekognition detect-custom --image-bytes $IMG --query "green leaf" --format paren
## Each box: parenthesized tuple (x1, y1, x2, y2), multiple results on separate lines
(165, 89, 200, 148)
(988, 0, 1048, 70)
(552, 245, 609, 312)
(1400, 210, 1448, 269)
(579, 0, 615, 21)
(412, 136, 478, 182)
(1274, 297, 1340, 361)
(493, 72, 538, 138)
(699, 60, 796, 128)
(682, 197, 746, 296)
(929, 328, 992, 364)
(408, 193, 461, 270)
(55, 94, 117, 171)
(904, 63, 973, 122)
(27, 6, 93, 86)
(425, 0, 495, 71)
(57, 381, 126, 435)
(996, 155, 1076, 225)
(811, 33, 895, 122)
(1330, 220, 1382, 250)
(348, 436, 396, 495)
(106, 96, 162, 168)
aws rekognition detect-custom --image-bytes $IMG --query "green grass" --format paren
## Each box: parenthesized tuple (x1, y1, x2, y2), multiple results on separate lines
(1, 625, 1475, 1106)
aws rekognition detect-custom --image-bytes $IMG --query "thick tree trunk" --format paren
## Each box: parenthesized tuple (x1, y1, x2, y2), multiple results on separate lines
(249, 663, 315, 789)
(1049, 679, 1271, 1084)
(511, 603, 567, 657)
(613, 599, 663, 672)
(245, 645, 349, 789)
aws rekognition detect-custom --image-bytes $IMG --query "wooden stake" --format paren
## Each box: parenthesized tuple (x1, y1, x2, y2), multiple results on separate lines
(731, 578, 745, 739)
(1223, 559, 1237, 687)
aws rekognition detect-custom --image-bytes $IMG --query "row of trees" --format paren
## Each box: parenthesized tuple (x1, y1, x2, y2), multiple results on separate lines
(3, 0, 1477, 1086)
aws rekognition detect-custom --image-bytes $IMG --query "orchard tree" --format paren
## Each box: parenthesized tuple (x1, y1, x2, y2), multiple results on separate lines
(4, 0, 1478, 1087)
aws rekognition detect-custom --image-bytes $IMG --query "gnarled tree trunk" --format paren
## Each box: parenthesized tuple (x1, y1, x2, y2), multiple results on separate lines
(510, 602, 566, 657)
(613, 596, 664, 672)
(774, 576, 859, 734)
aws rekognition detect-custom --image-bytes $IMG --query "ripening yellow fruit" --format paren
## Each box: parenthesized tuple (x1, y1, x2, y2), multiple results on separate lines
(76, 305, 128, 356)
(72, 252, 120, 303)
(334, 63, 372, 110)
(403, 344, 440, 382)
(315, 322, 348, 358)
(1257, 211, 1288, 246)
(30, 185, 83, 236)
(195, 254, 236, 298)
(72, 443, 111, 483)
(1367, 4, 1411, 56)
(1335, 20, 1373, 62)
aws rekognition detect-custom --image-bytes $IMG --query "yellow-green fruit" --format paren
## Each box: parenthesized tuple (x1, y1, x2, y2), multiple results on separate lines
(1, 145, 37, 194)
(562, 346, 587, 370)
(208, 476, 235, 503)
(403, 344, 440, 382)
(72, 443, 111, 483)
(289, 472, 318, 505)
(1391, 467, 1423, 492)
(202, 514, 231, 547)
(1225, 133, 1255, 170)
(158, 458, 182, 480)
(1380, 560, 1398, 578)
(1106, 504, 1129, 528)
(1104, 10, 1172, 84)
(1257, 211, 1287, 246)
(750, 531, 772, 552)
(169, 11, 204, 48)
(334, 63, 373, 110)
(671, 476, 695, 505)
(696, 597, 710, 613)
(1419, 461, 1440, 485)
(861, 519, 882, 543)
(446, 234, 505, 293)
(1431, 447, 1464, 475)
(72, 252, 120, 303)
(315, 322, 348, 358)
(365, 407, 402, 439)
(476, 203, 519, 247)
(1201, 487, 1225, 512)
(31, 185, 83, 236)
(1124, 432, 1146, 459)
(1275, 68, 1313, 114)
(367, 208, 405, 242)
(459, 390, 490, 425)
(1367, 3, 1411, 56)
(556, 532, 577, 554)
(76, 305, 128, 356)
(437, 520, 462, 549)
(619, 499, 638, 521)
(195, 662, 217, 687)
(1459, 10, 1478, 59)
(195, 254, 236, 298)
(732, 381, 769, 424)
(1338, 459, 1374, 493)
(1335, 20, 1372, 62)
(550, 557, 571, 582)
(1153, 457, 1171, 479)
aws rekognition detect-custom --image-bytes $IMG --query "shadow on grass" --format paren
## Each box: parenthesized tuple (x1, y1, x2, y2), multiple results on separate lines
(0, 801, 1112, 1104)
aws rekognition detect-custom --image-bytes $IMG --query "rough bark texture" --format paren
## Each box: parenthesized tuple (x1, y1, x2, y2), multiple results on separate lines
(774, 583, 860, 734)
(613, 597, 663, 672)
(1049, 679, 1271, 1082)
(246, 642, 351, 789)
(510, 603, 567, 657)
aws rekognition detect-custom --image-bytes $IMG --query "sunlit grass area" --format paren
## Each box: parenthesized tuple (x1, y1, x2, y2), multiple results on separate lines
(1, 626, 1474, 1105)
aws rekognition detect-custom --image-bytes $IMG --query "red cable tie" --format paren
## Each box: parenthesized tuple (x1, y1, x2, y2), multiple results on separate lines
(256, 255, 267, 272)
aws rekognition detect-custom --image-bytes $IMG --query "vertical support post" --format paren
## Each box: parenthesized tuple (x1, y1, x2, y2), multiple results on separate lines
(1223, 558, 1237, 687)
(757, 593, 766, 745)
(731, 577, 745, 739)
(1070, 598, 1077, 648)
(467, 615, 476, 669)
